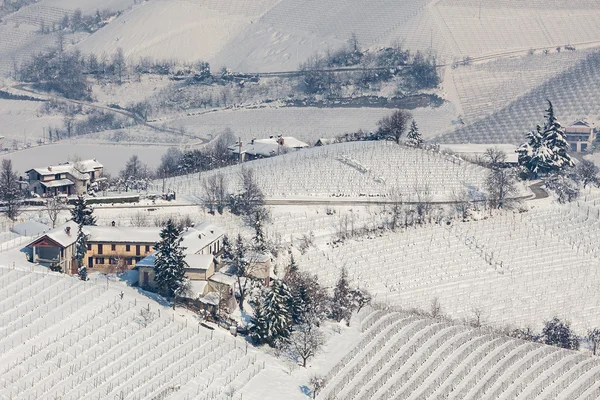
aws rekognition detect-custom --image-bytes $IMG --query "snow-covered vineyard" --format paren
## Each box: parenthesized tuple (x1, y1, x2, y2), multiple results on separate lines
(319, 307, 600, 400)
(0, 266, 278, 400)
(155, 142, 493, 202)
(295, 200, 600, 332)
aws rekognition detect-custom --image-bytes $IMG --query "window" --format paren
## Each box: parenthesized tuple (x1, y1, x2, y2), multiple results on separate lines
(136, 245, 140, 256)
(95, 258, 104, 264)
(145, 245, 150, 253)
(111, 244, 116, 251)
(87, 244, 91, 251)
(127, 258, 133, 265)
(97, 244, 103, 255)
(126, 244, 130, 252)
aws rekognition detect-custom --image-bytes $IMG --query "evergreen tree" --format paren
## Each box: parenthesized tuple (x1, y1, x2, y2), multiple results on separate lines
(541, 317, 579, 350)
(406, 120, 423, 147)
(75, 223, 88, 280)
(70, 195, 96, 225)
(252, 211, 268, 253)
(153, 219, 187, 297)
(331, 268, 354, 325)
(250, 280, 293, 346)
(249, 300, 269, 345)
(517, 101, 574, 177)
(230, 234, 251, 311)
(262, 280, 292, 346)
(221, 235, 234, 262)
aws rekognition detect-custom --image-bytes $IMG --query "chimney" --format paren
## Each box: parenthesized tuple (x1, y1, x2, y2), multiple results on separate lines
(251, 137, 256, 145)
(47, 166, 52, 171)
(65, 226, 71, 235)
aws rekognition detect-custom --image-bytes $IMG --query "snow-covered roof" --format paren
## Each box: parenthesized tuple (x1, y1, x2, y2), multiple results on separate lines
(74, 159, 103, 172)
(198, 291, 220, 305)
(27, 220, 79, 248)
(136, 253, 155, 268)
(569, 120, 591, 127)
(85, 226, 161, 243)
(27, 164, 90, 181)
(11, 221, 50, 237)
(228, 136, 309, 156)
(209, 272, 236, 286)
(185, 254, 214, 271)
(187, 281, 208, 299)
(40, 179, 74, 188)
(180, 222, 224, 254)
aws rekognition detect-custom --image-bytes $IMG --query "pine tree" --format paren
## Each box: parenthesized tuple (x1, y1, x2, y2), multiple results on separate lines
(249, 300, 269, 344)
(331, 268, 354, 325)
(517, 101, 574, 177)
(153, 219, 187, 297)
(406, 120, 423, 147)
(266, 280, 293, 345)
(75, 223, 88, 280)
(70, 195, 96, 225)
(221, 235, 234, 262)
(0, 159, 23, 221)
(252, 211, 268, 253)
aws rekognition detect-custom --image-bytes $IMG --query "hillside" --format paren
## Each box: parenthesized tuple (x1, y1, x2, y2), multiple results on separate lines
(154, 141, 495, 202)
(438, 50, 600, 144)
(319, 308, 600, 400)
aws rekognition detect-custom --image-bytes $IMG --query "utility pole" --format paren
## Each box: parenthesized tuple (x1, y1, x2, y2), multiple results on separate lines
(238, 136, 243, 164)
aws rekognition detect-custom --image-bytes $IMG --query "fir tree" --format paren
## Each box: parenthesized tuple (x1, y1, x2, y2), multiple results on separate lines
(517, 100, 574, 177)
(75, 223, 88, 280)
(231, 234, 251, 311)
(251, 280, 292, 346)
(263, 280, 292, 346)
(406, 120, 423, 147)
(70, 195, 96, 225)
(331, 268, 354, 325)
(153, 219, 187, 297)
(221, 235, 234, 262)
(249, 300, 269, 344)
(252, 211, 268, 253)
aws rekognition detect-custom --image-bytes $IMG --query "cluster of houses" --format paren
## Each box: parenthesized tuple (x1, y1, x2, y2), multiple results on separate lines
(227, 136, 309, 161)
(25, 220, 270, 314)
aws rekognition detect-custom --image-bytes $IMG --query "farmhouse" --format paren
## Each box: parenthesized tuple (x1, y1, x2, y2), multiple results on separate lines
(564, 120, 596, 152)
(137, 223, 225, 288)
(228, 136, 309, 161)
(26, 221, 160, 274)
(25, 159, 104, 197)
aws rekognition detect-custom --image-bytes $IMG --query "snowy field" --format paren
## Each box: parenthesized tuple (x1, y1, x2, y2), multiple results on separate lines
(439, 50, 600, 144)
(318, 308, 600, 400)
(153, 141, 494, 202)
(0, 99, 62, 147)
(0, 264, 320, 400)
(166, 103, 458, 145)
(450, 50, 592, 123)
(293, 196, 600, 332)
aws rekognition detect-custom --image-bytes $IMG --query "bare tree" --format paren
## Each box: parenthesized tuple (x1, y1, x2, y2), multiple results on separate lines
(430, 297, 442, 319)
(483, 147, 507, 168)
(471, 308, 485, 328)
(377, 110, 412, 144)
(45, 197, 65, 228)
(575, 159, 599, 188)
(138, 306, 155, 328)
(451, 189, 472, 221)
(0, 159, 23, 221)
(414, 186, 433, 224)
(129, 211, 149, 227)
(587, 328, 600, 355)
(309, 376, 326, 399)
(201, 173, 228, 214)
(286, 323, 325, 367)
(486, 168, 517, 209)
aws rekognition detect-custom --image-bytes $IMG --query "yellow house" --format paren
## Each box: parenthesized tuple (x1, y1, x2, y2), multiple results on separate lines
(83, 226, 161, 273)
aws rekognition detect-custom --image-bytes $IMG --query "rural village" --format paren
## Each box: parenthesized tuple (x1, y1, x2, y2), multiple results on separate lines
(1, 0, 600, 399)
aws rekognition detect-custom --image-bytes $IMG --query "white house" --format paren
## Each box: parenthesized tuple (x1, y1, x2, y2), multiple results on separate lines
(228, 136, 309, 161)
(564, 120, 596, 152)
(26, 159, 104, 197)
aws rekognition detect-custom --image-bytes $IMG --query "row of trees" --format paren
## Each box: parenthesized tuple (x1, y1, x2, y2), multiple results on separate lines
(511, 317, 600, 354)
(300, 37, 440, 95)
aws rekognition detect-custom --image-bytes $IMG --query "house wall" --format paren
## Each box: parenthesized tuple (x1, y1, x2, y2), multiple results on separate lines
(139, 266, 157, 290)
(186, 262, 215, 281)
(85, 241, 154, 272)
(138, 264, 215, 290)
(33, 243, 75, 273)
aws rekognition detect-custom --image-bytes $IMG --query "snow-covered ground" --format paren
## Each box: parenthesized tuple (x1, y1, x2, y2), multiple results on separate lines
(153, 141, 498, 202)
